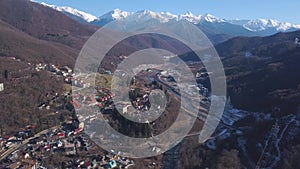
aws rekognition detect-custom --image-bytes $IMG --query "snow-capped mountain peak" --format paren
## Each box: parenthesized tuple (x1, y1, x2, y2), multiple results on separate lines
(99, 9, 224, 24)
(180, 12, 202, 24)
(243, 19, 300, 32)
(203, 13, 225, 23)
(94, 9, 300, 34)
(134, 10, 179, 22)
(40, 2, 97, 22)
(35, 1, 300, 36)
(180, 12, 225, 24)
(134, 9, 157, 19)
(98, 9, 179, 23)
(109, 8, 131, 20)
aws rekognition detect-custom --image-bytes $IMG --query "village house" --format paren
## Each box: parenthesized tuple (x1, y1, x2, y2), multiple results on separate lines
(65, 77, 90, 88)
(60, 66, 72, 73)
(0, 82, 4, 92)
(65, 143, 76, 155)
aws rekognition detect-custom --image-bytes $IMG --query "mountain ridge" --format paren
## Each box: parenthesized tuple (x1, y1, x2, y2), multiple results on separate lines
(216, 30, 300, 113)
(0, 0, 99, 65)
(38, 2, 300, 36)
(0, 0, 99, 49)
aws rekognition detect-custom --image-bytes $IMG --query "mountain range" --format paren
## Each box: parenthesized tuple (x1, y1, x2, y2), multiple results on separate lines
(39, 1, 300, 113)
(40, 2, 300, 43)
(0, 1, 299, 168)
(1, 0, 299, 111)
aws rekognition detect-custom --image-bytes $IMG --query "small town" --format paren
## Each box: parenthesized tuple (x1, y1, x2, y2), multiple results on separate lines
(0, 56, 215, 169)
(0, 119, 134, 169)
(1, 1, 300, 169)
(0, 60, 136, 169)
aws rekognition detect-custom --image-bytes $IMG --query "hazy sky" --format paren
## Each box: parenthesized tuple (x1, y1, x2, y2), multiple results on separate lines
(34, 0, 300, 24)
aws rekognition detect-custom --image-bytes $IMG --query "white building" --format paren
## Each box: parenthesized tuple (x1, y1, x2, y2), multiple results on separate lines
(122, 105, 131, 114)
(0, 83, 4, 92)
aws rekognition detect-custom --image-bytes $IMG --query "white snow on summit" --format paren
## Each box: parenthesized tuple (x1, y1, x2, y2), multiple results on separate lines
(98, 10, 225, 24)
(180, 12, 202, 24)
(230, 18, 300, 32)
(99, 8, 131, 21)
(40, 2, 97, 22)
(36, 1, 300, 33)
(203, 13, 225, 23)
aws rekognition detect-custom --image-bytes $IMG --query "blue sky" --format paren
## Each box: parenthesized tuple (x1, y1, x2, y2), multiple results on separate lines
(34, 0, 300, 24)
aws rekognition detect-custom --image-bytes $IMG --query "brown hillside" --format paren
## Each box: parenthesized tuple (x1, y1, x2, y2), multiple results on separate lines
(0, 19, 77, 65)
(0, 0, 98, 49)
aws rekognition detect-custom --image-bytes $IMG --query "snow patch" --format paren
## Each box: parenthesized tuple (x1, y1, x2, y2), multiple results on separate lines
(40, 2, 97, 22)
